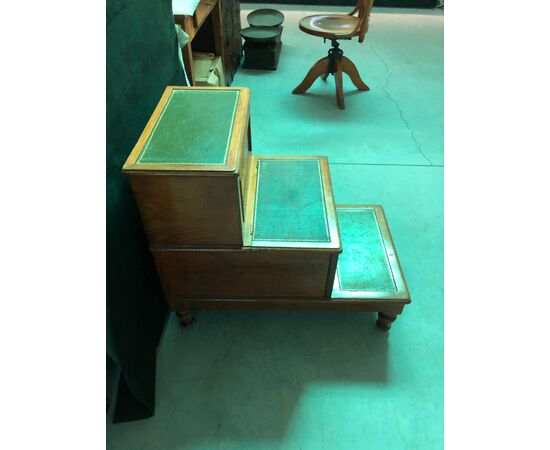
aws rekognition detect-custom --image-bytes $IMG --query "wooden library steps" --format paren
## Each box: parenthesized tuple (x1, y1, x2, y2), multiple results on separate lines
(123, 86, 410, 330)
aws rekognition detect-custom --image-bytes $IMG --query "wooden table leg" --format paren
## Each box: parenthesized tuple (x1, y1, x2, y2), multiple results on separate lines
(176, 308, 195, 327)
(376, 312, 397, 330)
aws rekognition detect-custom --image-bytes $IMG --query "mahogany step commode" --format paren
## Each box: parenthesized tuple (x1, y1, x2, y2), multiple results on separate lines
(123, 86, 410, 330)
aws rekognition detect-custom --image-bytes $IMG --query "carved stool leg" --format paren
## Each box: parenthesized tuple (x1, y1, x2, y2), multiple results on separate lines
(176, 309, 195, 327)
(293, 57, 330, 94)
(341, 56, 370, 91)
(376, 312, 397, 330)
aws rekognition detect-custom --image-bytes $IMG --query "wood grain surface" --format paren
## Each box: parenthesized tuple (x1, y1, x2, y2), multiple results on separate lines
(153, 248, 336, 299)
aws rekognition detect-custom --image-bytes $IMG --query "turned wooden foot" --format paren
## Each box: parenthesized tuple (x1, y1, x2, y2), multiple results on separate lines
(176, 310, 195, 327)
(376, 312, 397, 330)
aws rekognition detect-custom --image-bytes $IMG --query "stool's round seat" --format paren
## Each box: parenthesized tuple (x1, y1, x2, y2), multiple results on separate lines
(299, 14, 359, 39)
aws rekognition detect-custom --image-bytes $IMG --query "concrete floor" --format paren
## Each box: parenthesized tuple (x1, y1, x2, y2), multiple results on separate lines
(107, 5, 443, 449)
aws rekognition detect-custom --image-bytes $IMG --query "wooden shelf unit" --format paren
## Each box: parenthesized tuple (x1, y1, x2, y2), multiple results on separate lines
(174, 0, 241, 86)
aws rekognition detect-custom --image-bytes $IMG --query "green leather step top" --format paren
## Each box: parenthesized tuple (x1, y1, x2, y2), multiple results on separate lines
(252, 159, 330, 243)
(336, 207, 397, 293)
(137, 89, 240, 165)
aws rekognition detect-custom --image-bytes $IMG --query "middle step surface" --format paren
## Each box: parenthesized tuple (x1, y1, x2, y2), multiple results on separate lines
(154, 156, 342, 299)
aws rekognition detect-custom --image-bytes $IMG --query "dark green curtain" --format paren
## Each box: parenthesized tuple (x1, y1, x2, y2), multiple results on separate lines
(107, 0, 186, 422)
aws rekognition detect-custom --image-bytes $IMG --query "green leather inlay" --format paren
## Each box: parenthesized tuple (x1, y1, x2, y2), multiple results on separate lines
(137, 90, 239, 165)
(337, 208, 397, 292)
(253, 159, 330, 243)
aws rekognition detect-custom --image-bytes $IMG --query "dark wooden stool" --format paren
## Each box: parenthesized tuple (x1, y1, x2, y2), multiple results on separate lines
(241, 26, 282, 70)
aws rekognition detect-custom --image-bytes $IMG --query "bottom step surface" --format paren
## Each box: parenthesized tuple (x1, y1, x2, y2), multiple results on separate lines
(171, 205, 410, 330)
(332, 205, 410, 306)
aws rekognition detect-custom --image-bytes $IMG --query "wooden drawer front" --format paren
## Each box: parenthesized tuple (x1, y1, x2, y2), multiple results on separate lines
(128, 174, 243, 247)
(153, 249, 337, 299)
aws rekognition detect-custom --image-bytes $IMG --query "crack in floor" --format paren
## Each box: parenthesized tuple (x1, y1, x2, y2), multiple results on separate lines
(368, 44, 434, 166)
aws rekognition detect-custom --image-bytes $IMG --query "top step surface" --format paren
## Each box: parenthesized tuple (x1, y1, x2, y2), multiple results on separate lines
(121, 86, 252, 247)
(123, 86, 250, 173)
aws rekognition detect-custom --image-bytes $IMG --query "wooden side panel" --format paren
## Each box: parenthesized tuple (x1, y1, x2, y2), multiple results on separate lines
(153, 248, 333, 299)
(220, 0, 242, 85)
(325, 253, 339, 297)
(237, 115, 252, 217)
(128, 174, 243, 247)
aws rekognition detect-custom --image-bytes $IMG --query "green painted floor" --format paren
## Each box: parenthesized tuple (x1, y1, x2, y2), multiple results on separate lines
(107, 5, 443, 449)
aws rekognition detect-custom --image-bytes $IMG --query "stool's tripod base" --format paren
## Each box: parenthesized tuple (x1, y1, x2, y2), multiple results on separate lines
(292, 39, 369, 110)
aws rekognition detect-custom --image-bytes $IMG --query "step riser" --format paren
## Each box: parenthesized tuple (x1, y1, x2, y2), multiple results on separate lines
(128, 172, 244, 247)
(154, 249, 338, 299)
(126, 123, 251, 248)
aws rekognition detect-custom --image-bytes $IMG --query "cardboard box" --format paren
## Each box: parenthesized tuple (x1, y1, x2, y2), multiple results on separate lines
(192, 52, 225, 86)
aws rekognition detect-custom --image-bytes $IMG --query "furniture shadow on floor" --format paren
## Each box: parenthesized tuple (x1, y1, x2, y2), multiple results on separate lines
(138, 310, 391, 448)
